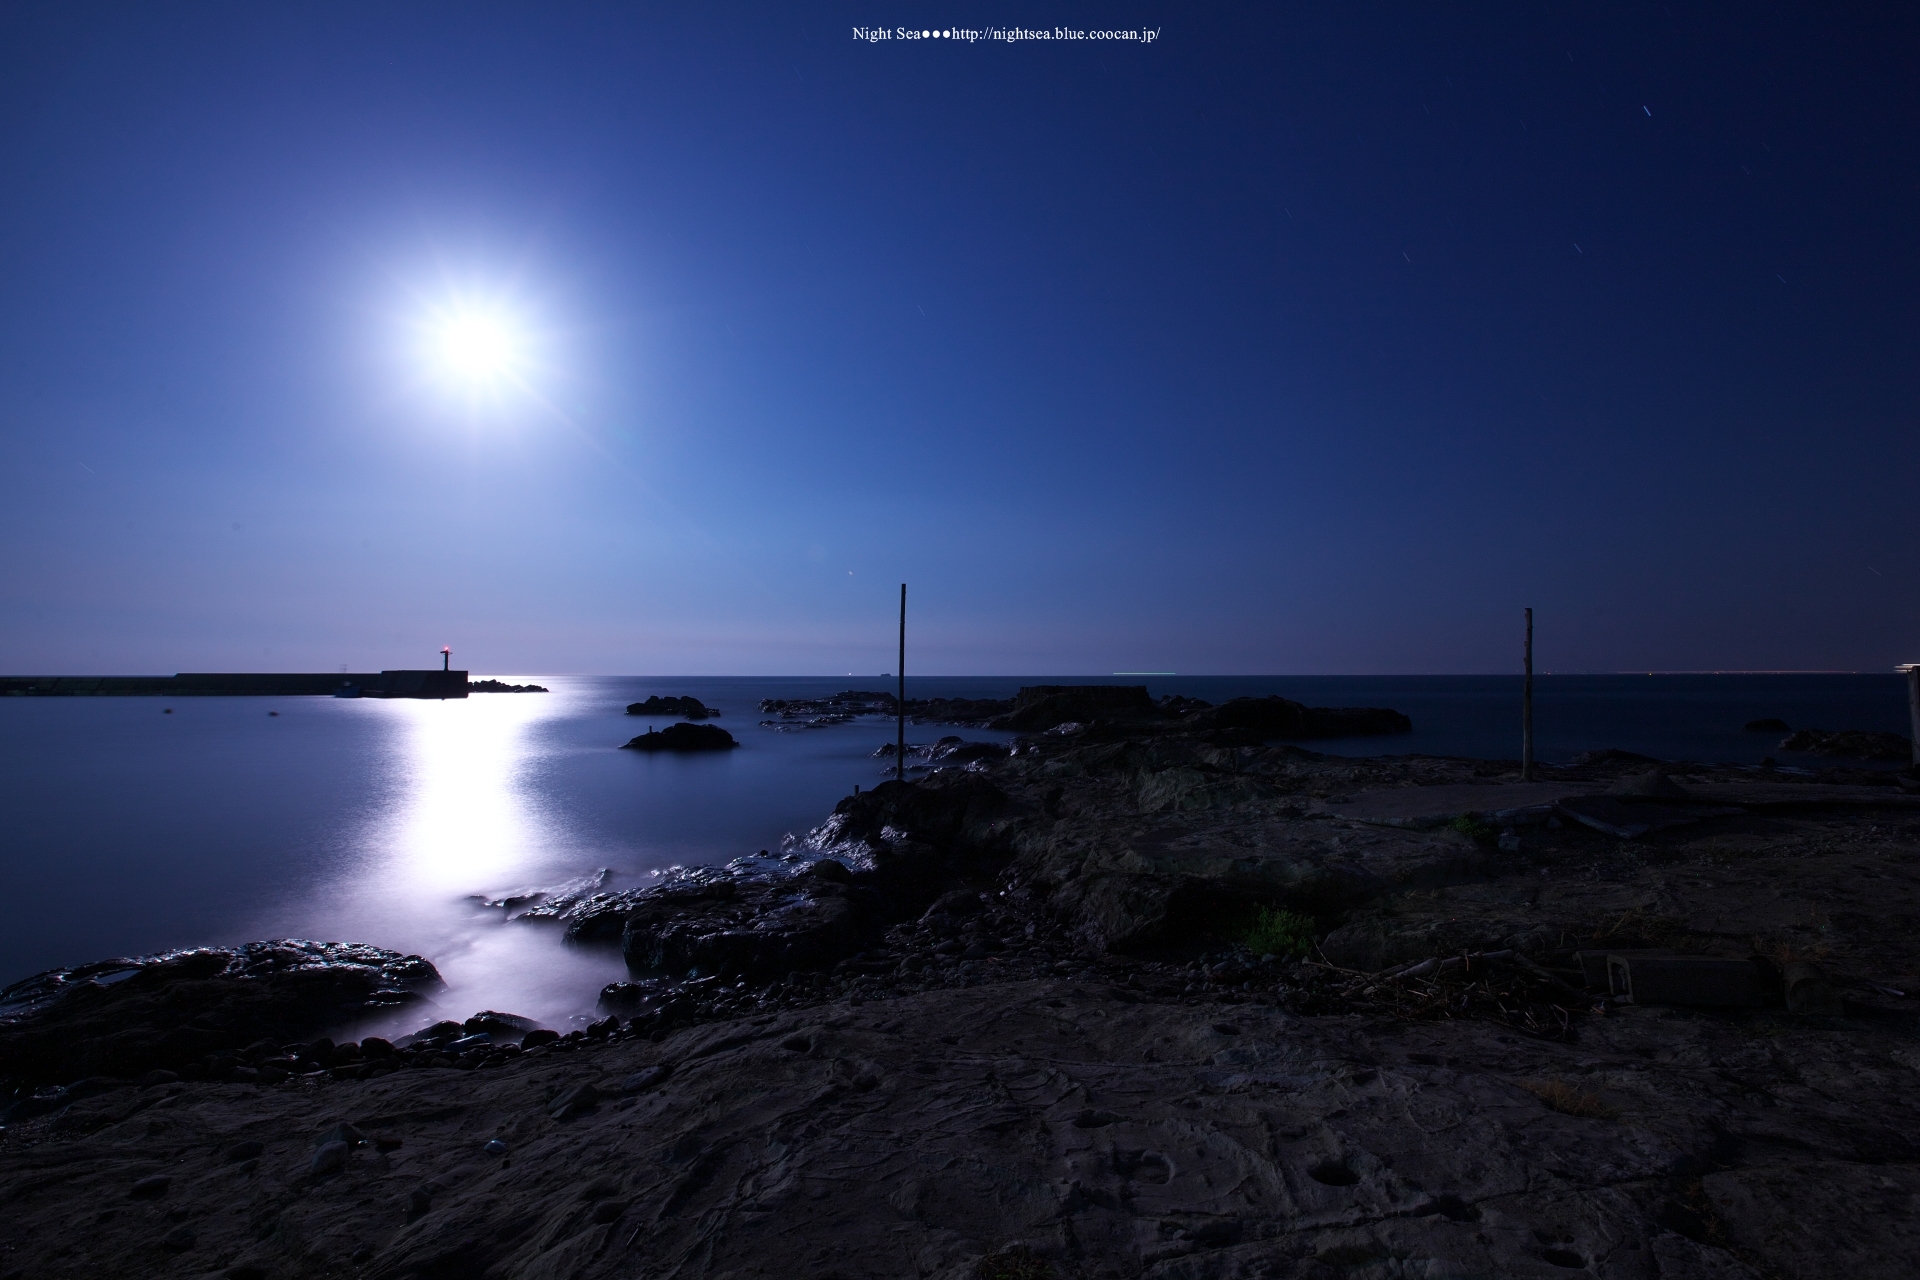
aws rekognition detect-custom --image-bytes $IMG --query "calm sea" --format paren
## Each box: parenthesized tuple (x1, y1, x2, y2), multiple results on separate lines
(1, 674, 1909, 1028)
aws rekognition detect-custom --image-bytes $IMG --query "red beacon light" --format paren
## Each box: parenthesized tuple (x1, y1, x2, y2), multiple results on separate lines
(440, 645, 451, 672)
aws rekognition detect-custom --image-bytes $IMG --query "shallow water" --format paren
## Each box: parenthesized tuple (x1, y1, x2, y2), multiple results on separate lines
(0, 673, 1909, 1027)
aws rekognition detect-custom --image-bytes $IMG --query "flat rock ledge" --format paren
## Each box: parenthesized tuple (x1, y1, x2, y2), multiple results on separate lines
(1, 976, 1917, 1280)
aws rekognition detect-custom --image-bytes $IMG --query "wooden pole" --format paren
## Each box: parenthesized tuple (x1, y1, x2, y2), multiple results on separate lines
(897, 583, 907, 783)
(1903, 664, 1920, 769)
(1522, 608, 1534, 780)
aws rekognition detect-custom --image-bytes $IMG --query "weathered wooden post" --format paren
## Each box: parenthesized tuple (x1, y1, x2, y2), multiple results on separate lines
(1522, 608, 1534, 780)
(1901, 663, 1920, 768)
(897, 584, 907, 783)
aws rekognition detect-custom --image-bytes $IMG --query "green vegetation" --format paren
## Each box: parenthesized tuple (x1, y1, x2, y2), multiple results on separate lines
(1448, 815, 1498, 845)
(976, 1249, 1055, 1280)
(1240, 905, 1317, 957)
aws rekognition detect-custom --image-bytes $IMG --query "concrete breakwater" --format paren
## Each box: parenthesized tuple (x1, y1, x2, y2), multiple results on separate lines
(0, 670, 469, 698)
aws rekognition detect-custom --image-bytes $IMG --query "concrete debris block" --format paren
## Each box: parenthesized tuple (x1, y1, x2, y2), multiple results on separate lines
(620, 1064, 673, 1094)
(1573, 949, 1670, 990)
(549, 1083, 599, 1119)
(1555, 796, 1744, 839)
(1607, 955, 1767, 1007)
(316, 1123, 365, 1148)
(1609, 771, 1692, 799)
(310, 1141, 349, 1176)
(1782, 961, 1843, 1015)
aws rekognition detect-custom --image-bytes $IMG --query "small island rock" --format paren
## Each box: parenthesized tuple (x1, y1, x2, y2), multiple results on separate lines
(621, 723, 738, 752)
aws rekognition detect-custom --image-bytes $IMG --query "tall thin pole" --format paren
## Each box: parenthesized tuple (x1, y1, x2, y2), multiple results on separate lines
(1522, 608, 1534, 780)
(896, 584, 907, 783)
(1903, 664, 1920, 769)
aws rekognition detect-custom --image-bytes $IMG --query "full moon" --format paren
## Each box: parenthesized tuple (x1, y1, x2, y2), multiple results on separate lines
(432, 308, 522, 385)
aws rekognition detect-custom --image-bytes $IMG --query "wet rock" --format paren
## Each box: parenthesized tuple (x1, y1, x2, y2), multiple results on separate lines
(807, 858, 853, 884)
(484, 1138, 509, 1155)
(620, 723, 738, 752)
(0, 940, 441, 1089)
(597, 982, 651, 1013)
(521, 1030, 560, 1049)
(223, 1141, 265, 1163)
(128, 1175, 170, 1199)
(392, 1021, 461, 1051)
(463, 1011, 539, 1037)
(626, 695, 718, 720)
(160, 1225, 196, 1251)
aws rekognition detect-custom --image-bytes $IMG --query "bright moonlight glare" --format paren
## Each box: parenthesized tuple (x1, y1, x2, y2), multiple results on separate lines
(431, 308, 524, 386)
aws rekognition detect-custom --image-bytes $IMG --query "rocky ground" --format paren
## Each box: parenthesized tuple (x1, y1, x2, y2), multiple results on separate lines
(4, 706, 1920, 1279)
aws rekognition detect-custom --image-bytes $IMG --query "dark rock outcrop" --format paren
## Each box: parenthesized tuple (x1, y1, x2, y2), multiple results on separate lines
(620, 723, 738, 752)
(0, 941, 441, 1090)
(1191, 695, 1412, 738)
(1781, 729, 1912, 760)
(621, 880, 861, 980)
(470, 680, 549, 693)
(989, 685, 1157, 732)
(626, 695, 718, 720)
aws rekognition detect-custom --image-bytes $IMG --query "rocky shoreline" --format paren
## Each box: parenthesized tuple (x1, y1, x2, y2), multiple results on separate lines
(4, 707, 1920, 1279)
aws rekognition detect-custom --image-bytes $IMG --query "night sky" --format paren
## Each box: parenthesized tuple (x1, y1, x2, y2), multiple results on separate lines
(1, 5, 1915, 675)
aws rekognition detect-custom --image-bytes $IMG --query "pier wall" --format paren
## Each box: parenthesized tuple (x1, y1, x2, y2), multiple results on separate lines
(0, 671, 470, 698)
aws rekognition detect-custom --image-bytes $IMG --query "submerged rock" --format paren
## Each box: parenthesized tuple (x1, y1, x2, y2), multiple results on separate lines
(620, 723, 738, 752)
(625, 695, 719, 720)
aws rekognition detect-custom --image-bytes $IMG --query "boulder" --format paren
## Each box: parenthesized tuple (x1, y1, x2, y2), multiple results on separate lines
(620, 723, 738, 752)
(0, 941, 442, 1089)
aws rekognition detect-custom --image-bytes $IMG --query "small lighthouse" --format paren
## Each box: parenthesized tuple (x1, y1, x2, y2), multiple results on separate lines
(441, 645, 451, 672)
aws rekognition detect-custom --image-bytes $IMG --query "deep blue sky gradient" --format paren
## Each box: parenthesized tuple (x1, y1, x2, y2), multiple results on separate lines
(2, 4, 1915, 674)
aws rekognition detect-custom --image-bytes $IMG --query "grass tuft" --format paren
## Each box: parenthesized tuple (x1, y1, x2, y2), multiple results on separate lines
(976, 1248, 1055, 1280)
(1240, 906, 1317, 957)
(1448, 815, 1498, 845)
